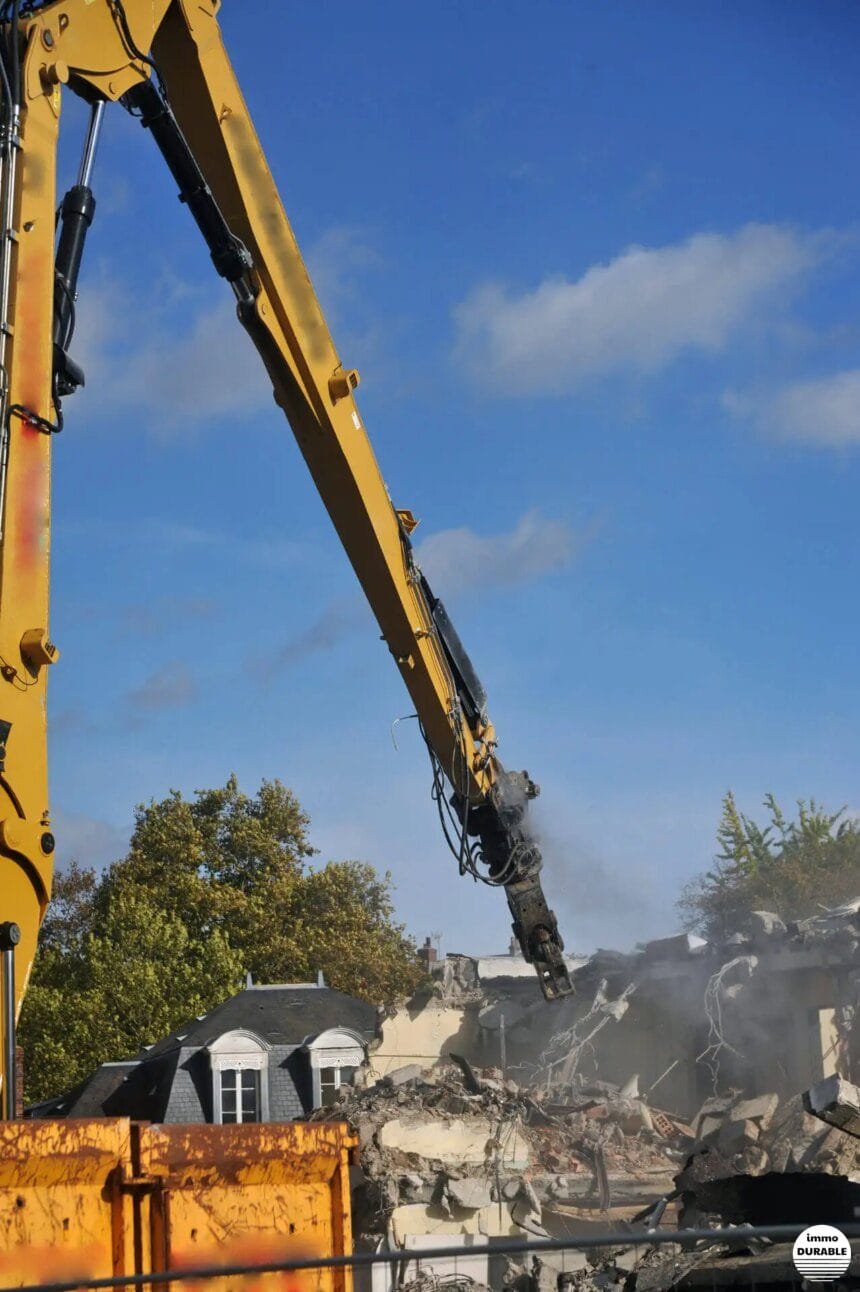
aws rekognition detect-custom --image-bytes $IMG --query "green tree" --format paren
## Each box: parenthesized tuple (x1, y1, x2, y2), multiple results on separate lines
(677, 791, 860, 939)
(19, 776, 423, 1104)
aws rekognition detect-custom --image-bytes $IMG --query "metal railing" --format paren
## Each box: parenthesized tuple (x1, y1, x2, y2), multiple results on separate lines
(3, 1223, 858, 1292)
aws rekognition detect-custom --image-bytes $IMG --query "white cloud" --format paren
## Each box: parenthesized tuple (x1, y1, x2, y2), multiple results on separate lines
(454, 224, 825, 394)
(52, 808, 129, 870)
(305, 225, 380, 318)
(416, 510, 582, 599)
(264, 511, 586, 674)
(138, 519, 308, 570)
(75, 286, 271, 431)
(732, 369, 860, 446)
(71, 225, 380, 435)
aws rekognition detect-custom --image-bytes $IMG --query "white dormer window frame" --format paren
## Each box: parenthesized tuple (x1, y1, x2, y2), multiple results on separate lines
(305, 1027, 366, 1109)
(207, 1028, 270, 1124)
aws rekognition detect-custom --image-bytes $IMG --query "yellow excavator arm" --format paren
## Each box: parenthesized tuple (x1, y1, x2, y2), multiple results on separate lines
(0, 0, 571, 1105)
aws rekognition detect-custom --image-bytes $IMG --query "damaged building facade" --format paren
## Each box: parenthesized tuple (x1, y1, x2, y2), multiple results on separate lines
(325, 903, 860, 1288)
(372, 903, 860, 1114)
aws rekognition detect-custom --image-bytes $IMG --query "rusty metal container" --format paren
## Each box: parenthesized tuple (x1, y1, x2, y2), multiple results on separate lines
(0, 1119, 357, 1290)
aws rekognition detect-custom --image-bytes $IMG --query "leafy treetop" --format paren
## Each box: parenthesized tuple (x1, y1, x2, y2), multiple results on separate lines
(677, 790, 860, 940)
(20, 775, 423, 1104)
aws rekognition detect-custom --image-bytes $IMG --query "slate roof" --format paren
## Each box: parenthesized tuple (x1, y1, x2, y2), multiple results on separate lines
(138, 985, 378, 1058)
(30, 1061, 140, 1119)
(26, 984, 379, 1121)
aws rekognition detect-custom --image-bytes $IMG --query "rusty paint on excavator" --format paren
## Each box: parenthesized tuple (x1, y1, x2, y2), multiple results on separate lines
(0, 1119, 357, 1290)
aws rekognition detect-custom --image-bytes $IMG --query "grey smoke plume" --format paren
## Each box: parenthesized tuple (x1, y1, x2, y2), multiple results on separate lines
(530, 810, 665, 953)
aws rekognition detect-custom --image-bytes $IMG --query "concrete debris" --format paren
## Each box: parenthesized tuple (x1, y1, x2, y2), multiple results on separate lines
(618, 1074, 639, 1100)
(384, 1064, 427, 1087)
(676, 1082, 860, 1232)
(717, 1117, 759, 1152)
(805, 1072, 860, 1137)
(747, 910, 787, 938)
(540, 1248, 589, 1274)
(726, 1093, 778, 1129)
(535, 981, 636, 1091)
(436, 955, 482, 1003)
(331, 1055, 860, 1281)
(313, 1055, 692, 1287)
(342, 896, 860, 1289)
(609, 1245, 645, 1273)
(445, 1176, 494, 1211)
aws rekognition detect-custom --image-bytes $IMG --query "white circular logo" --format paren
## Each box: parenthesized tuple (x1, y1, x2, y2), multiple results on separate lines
(793, 1225, 852, 1281)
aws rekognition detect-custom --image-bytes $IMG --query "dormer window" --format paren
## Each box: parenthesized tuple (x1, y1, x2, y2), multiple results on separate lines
(319, 1064, 357, 1107)
(220, 1068, 260, 1123)
(305, 1028, 366, 1109)
(207, 1029, 270, 1124)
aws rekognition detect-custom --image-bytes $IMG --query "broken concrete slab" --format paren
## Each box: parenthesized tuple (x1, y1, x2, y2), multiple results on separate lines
(805, 1073, 860, 1137)
(378, 1115, 531, 1168)
(445, 1177, 493, 1211)
(718, 1118, 760, 1153)
(693, 1094, 734, 1135)
(764, 1093, 850, 1174)
(536, 1249, 589, 1275)
(510, 1197, 546, 1234)
(616, 1099, 654, 1134)
(697, 1114, 723, 1141)
(612, 1245, 647, 1272)
(729, 1093, 778, 1129)
(398, 1172, 429, 1202)
(390, 1201, 520, 1243)
(399, 1231, 491, 1289)
(384, 1064, 426, 1087)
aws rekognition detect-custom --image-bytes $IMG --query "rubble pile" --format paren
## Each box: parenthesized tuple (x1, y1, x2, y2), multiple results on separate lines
(312, 1058, 694, 1242)
(314, 1060, 860, 1288)
(322, 900, 860, 1287)
(678, 1076, 860, 1228)
(312, 1058, 717, 1292)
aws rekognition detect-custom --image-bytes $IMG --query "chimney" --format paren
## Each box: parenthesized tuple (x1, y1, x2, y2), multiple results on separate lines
(509, 936, 520, 957)
(418, 936, 438, 969)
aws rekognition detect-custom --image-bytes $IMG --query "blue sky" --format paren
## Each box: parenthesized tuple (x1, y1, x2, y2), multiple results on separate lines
(45, 0, 860, 958)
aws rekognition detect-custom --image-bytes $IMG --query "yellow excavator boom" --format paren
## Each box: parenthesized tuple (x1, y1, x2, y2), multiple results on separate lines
(0, 0, 572, 1107)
